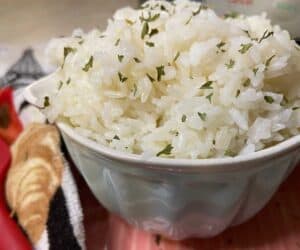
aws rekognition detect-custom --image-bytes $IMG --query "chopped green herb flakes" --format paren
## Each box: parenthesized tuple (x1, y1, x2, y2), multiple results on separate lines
(156, 144, 173, 157)
(64, 47, 76, 59)
(82, 56, 94, 72)
(225, 59, 235, 69)
(206, 93, 213, 103)
(216, 41, 226, 52)
(185, 16, 193, 25)
(264, 95, 274, 104)
(133, 57, 141, 63)
(224, 149, 236, 157)
(118, 72, 128, 82)
(58, 81, 64, 90)
(253, 67, 259, 75)
(156, 65, 165, 81)
(198, 112, 207, 121)
(265, 55, 276, 68)
(193, 5, 208, 16)
(173, 52, 180, 62)
(140, 13, 160, 22)
(160, 5, 167, 11)
(243, 78, 251, 87)
(145, 41, 155, 47)
(243, 30, 251, 38)
(58, 78, 71, 90)
(43, 96, 50, 108)
(125, 19, 135, 25)
(239, 43, 253, 54)
(146, 73, 155, 82)
(141, 22, 149, 39)
(118, 54, 124, 62)
(259, 30, 274, 43)
(281, 96, 289, 106)
(186, 5, 208, 25)
(200, 81, 213, 89)
(224, 12, 239, 19)
(62, 47, 76, 68)
(149, 28, 159, 37)
(133, 84, 138, 96)
(115, 38, 120, 46)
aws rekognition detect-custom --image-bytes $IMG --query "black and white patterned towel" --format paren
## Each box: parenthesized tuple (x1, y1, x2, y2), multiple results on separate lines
(0, 48, 86, 250)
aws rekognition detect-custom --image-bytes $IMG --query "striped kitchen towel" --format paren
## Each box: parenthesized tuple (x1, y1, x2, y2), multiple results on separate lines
(0, 48, 86, 250)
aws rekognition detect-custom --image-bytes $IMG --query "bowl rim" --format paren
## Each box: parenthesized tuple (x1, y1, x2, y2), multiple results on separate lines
(58, 122, 300, 173)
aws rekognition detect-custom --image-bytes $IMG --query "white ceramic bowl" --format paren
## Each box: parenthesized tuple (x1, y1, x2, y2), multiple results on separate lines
(24, 76, 300, 240)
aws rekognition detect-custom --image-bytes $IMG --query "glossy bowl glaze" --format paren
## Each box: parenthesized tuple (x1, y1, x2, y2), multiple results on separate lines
(24, 75, 300, 240)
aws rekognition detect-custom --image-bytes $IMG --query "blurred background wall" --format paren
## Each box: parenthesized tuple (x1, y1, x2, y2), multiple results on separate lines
(0, 0, 138, 46)
(0, 0, 299, 46)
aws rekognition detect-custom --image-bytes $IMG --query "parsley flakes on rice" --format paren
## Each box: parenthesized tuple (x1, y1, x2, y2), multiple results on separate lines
(43, 0, 300, 159)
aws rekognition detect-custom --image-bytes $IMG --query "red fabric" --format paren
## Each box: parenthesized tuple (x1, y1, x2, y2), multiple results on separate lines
(0, 139, 10, 198)
(79, 165, 300, 250)
(0, 139, 32, 250)
(0, 87, 23, 145)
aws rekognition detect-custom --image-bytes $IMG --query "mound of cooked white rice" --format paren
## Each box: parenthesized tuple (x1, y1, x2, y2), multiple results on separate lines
(43, 0, 300, 159)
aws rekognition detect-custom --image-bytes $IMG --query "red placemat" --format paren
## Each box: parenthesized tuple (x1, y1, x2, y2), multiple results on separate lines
(76, 164, 300, 250)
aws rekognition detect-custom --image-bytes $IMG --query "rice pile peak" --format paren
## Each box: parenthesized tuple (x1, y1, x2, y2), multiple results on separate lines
(43, 0, 300, 159)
